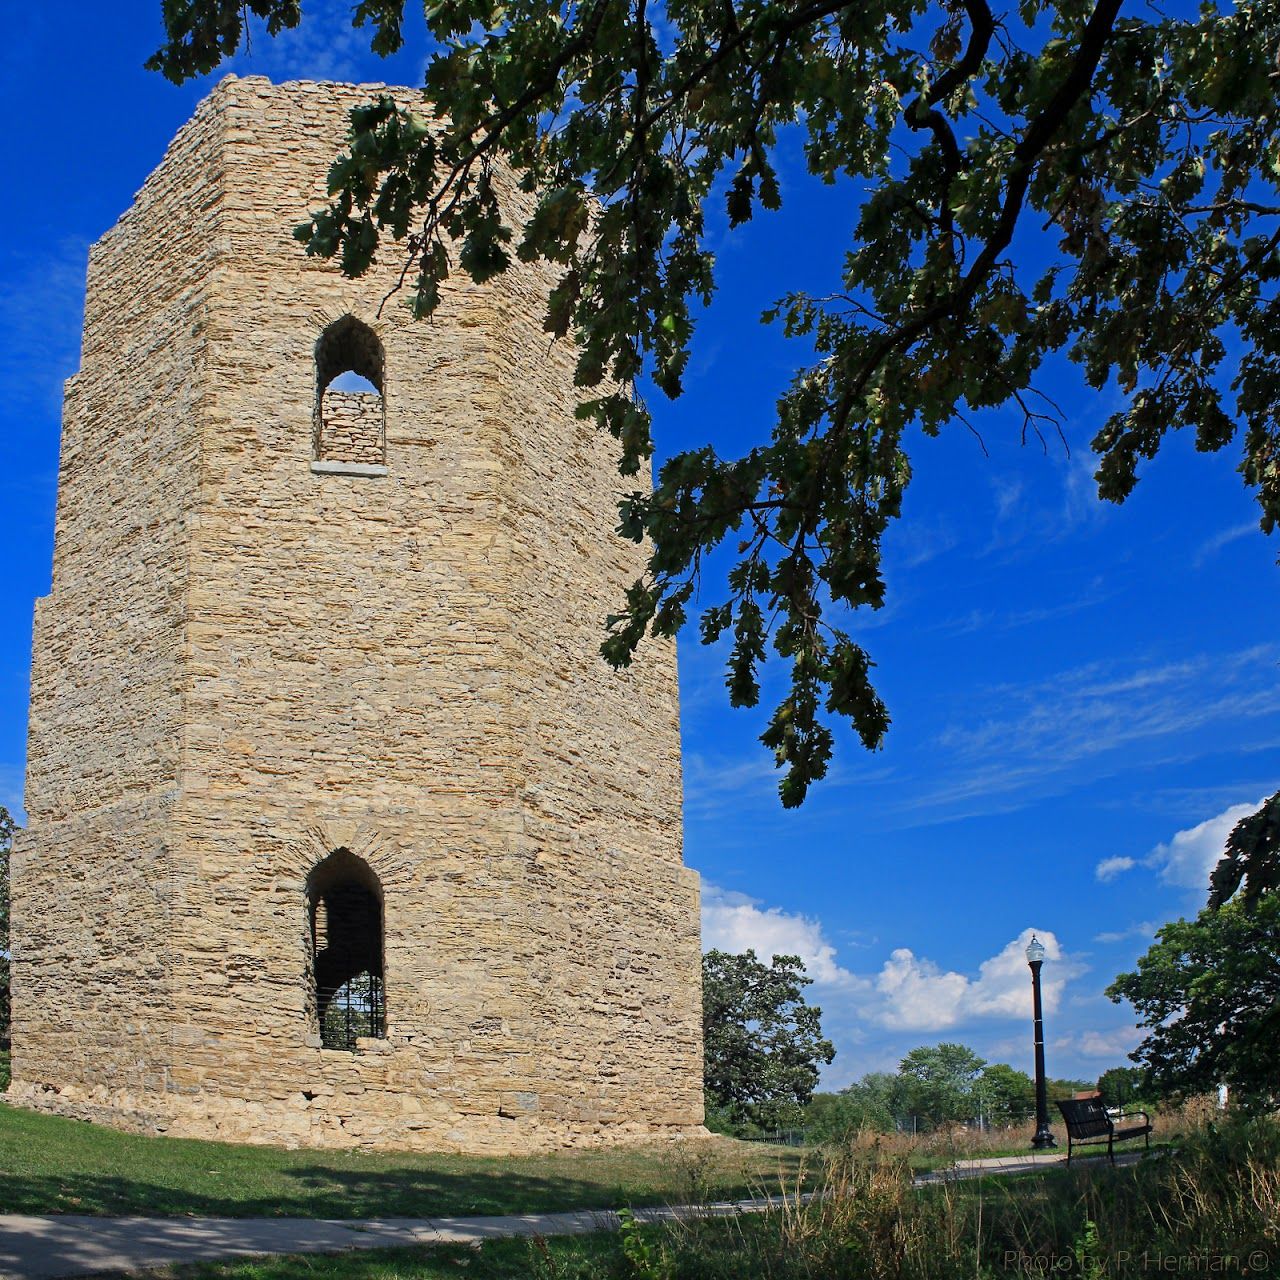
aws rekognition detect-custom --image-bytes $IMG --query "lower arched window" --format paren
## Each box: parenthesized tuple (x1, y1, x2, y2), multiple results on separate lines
(306, 849, 386, 1050)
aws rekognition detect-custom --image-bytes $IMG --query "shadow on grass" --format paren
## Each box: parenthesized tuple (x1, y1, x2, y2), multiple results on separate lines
(0, 1164, 658, 1219)
(0, 1104, 797, 1221)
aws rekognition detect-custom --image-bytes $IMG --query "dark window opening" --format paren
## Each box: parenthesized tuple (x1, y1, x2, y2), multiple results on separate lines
(307, 849, 386, 1051)
(313, 316, 386, 466)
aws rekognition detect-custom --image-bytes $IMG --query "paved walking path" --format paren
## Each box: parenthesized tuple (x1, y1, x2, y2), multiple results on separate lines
(0, 1199, 774, 1280)
(917, 1148, 1146, 1182)
(0, 1151, 1146, 1279)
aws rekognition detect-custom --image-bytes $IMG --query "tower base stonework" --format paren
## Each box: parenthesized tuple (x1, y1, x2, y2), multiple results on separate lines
(10, 76, 704, 1154)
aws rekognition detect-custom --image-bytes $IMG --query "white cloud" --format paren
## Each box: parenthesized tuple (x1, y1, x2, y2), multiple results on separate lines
(700, 883, 864, 988)
(699, 887, 1090, 1080)
(1093, 921, 1159, 945)
(1146, 797, 1266, 890)
(1095, 855, 1136, 882)
(873, 929, 1080, 1031)
(873, 950, 970, 1030)
(909, 647, 1280, 823)
(700, 890, 1081, 1028)
(1194, 521, 1257, 569)
(1073, 1027, 1141, 1059)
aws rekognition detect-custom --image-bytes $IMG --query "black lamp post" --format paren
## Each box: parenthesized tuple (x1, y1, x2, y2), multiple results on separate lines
(1026, 935, 1057, 1151)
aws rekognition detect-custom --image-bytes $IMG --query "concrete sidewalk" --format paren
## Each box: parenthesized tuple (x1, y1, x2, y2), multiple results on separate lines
(0, 1152, 1146, 1279)
(921, 1149, 1146, 1181)
(0, 1200, 774, 1280)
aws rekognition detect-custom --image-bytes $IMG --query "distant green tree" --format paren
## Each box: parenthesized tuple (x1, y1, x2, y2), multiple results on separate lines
(1097, 1066, 1147, 1109)
(1107, 894, 1280, 1110)
(702, 949, 835, 1132)
(803, 1092, 861, 1142)
(803, 1072, 899, 1140)
(0, 806, 13, 1050)
(841, 1071, 900, 1133)
(897, 1043, 986, 1128)
(977, 1062, 1036, 1126)
(1047, 1075, 1095, 1100)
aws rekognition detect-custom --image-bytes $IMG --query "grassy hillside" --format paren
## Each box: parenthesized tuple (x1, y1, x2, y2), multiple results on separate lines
(0, 1102, 801, 1219)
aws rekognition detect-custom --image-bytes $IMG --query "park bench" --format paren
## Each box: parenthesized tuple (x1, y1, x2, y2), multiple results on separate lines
(1056, 1097, 1152, 1164)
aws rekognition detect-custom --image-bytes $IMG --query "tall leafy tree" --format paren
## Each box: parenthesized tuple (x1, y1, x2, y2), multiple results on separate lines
(1107, 893, 1280, 1110)
(1208, 790, 1280, 909)
(1096, 1065, 1147, 1108)
(152, 0, 1280, 804)
(839, 1070, 901, 1132)
(1110, 789, 1280, 1108)
(702, 949, 834, 1131)
(896, 1042, 987, 1128)
(977, 1061, 1037, 1125)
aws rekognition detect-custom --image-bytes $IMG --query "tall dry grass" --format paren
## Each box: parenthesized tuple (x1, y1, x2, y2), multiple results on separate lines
(632, 1105, 1280, 1279)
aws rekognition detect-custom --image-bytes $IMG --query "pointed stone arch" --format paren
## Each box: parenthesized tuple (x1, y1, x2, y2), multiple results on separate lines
(305, 847, 386, 1050)
(313, 314, 386, 467)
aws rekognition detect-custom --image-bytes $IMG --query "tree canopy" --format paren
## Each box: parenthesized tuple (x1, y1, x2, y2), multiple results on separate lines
(701, 948, 834, 1131)
(1107, 893, 1280, 1110)
(1096, 1064, 1147, 1109)
(976, 1061, 1037, 1126)
(896, 1042, 987, 1127)
(151, 0, 1280, 803)
(1208, 790, 1280, 909)
(1109, 794, 1280, 1109)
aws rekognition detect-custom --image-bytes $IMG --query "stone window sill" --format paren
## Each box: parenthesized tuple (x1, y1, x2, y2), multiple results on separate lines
(311, 461, 388, 477)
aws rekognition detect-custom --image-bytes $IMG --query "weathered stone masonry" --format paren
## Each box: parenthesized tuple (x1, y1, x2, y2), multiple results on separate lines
(10, 76, 704, 1153)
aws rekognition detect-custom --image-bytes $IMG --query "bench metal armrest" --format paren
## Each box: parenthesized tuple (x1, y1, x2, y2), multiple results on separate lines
(1113, 1110, 1150, 1126)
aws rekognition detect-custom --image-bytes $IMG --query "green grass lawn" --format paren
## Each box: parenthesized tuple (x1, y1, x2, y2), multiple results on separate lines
(83, 1238, 620, 1280)
(0, 1102, 805, 1219)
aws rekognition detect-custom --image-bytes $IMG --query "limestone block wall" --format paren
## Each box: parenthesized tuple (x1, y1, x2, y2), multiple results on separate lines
(316, 390, 383, 464)
(11, 75, 703, 1153)
(11, 90, 227, 1104)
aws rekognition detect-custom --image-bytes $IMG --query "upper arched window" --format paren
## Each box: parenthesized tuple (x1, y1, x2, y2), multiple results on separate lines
(313, 316, 386, 471)
(306, 848, 386, 1050)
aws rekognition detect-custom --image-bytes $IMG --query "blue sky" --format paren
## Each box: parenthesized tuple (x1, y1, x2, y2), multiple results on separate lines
(3, 2, 1278, 1090)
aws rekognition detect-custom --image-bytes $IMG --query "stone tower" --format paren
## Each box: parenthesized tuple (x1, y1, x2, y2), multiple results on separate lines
(10, 77, 704, 1153)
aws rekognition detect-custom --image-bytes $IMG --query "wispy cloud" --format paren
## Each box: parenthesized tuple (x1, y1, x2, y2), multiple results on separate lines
(886, 516, 958, 571)
(1193, 521, 1258, 569)
(0, 238, 88, 417)
(229, 0, 382, 83)
(981, 444, 1113, 560)
(1093, 921, 1159, 944)
(682, 751, 783, 822)
(1095, 856, 1136, 883)
(931, 581, 1113, 639)
(992, 476, 1023, 523)
(1120, 778, 1280, 822)
(908, 645, 1280, 820)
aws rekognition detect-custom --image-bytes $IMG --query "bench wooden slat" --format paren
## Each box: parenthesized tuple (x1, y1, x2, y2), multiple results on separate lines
(1056, 1098, 1152, 1164)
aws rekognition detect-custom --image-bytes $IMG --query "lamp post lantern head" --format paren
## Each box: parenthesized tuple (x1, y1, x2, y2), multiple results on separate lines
(1025, 936, 1047, 966)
